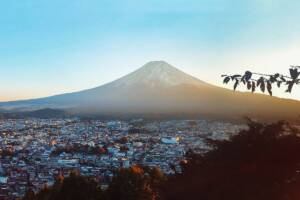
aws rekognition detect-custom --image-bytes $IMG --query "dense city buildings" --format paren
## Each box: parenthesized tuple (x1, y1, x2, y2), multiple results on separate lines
(0, 118, 244, 199)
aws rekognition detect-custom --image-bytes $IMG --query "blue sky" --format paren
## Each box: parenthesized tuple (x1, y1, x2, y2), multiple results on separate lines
(1, 0, 300, 101)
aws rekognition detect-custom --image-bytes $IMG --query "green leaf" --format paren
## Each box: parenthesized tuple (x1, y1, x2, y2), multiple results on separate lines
(234, 80, 239, 91)
(223, 77, 231, 84)
(251, 81, 256, 93)
(267, 81, 272, 96)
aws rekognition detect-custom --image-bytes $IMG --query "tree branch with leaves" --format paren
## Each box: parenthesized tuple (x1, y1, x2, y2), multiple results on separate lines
(222, 66, 300, 96)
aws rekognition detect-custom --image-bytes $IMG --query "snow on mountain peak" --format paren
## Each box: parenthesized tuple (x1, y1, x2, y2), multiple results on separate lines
(110, 61, 205, 88)
(141, 60, 175, 71)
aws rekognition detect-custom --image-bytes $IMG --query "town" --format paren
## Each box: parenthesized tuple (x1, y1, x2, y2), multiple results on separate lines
(0, 118, 244, 199)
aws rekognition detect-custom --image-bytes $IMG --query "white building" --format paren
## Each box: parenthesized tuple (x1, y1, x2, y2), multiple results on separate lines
(161, 137, 179, 144)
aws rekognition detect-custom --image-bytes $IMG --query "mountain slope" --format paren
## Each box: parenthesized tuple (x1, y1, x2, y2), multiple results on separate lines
(1, 61, 300, 121)
(0, 61, 207, 110)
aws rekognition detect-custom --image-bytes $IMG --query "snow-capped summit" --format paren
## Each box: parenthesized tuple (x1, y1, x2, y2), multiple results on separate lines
(110, 60, 204, 88)
(1, 61, 300, 121)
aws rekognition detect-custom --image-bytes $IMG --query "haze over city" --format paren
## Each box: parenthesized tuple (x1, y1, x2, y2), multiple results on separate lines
(1, 0, 300, 101)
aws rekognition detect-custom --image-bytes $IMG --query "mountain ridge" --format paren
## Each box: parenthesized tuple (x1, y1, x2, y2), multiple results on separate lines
(1, 61, 300, 121)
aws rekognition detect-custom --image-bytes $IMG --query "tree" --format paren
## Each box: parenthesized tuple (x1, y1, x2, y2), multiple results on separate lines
(106, 166, 165, 200)
(222, 66, 300, 95)
(34, 172, 103, 200)
(35, 187, 51, 200)
(162, 120, 300, 200)
(23, 188, 35, 200)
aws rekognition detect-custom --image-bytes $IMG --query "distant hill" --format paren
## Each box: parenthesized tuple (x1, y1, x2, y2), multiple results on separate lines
(1, 61, 300, 121)
(0, 108, 70, 119)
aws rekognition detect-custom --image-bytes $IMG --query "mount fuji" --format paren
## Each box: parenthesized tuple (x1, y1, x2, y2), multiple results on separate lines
(1, 61, 300, 121)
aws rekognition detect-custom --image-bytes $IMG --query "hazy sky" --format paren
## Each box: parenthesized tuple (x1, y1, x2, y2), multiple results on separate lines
(1, 0, 300, 101)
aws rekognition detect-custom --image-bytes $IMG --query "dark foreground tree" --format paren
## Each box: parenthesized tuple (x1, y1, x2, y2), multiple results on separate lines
(222, 66, 300, 95)
(162, 120, 300, 200)
(25, 172, 103, 200)
(25, 167, 165, 200)
(106, 166, 166, 200)
(23, 188, 35, 200)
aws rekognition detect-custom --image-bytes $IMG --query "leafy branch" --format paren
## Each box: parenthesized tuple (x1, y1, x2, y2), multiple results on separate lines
(222, 66, 300, 96)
